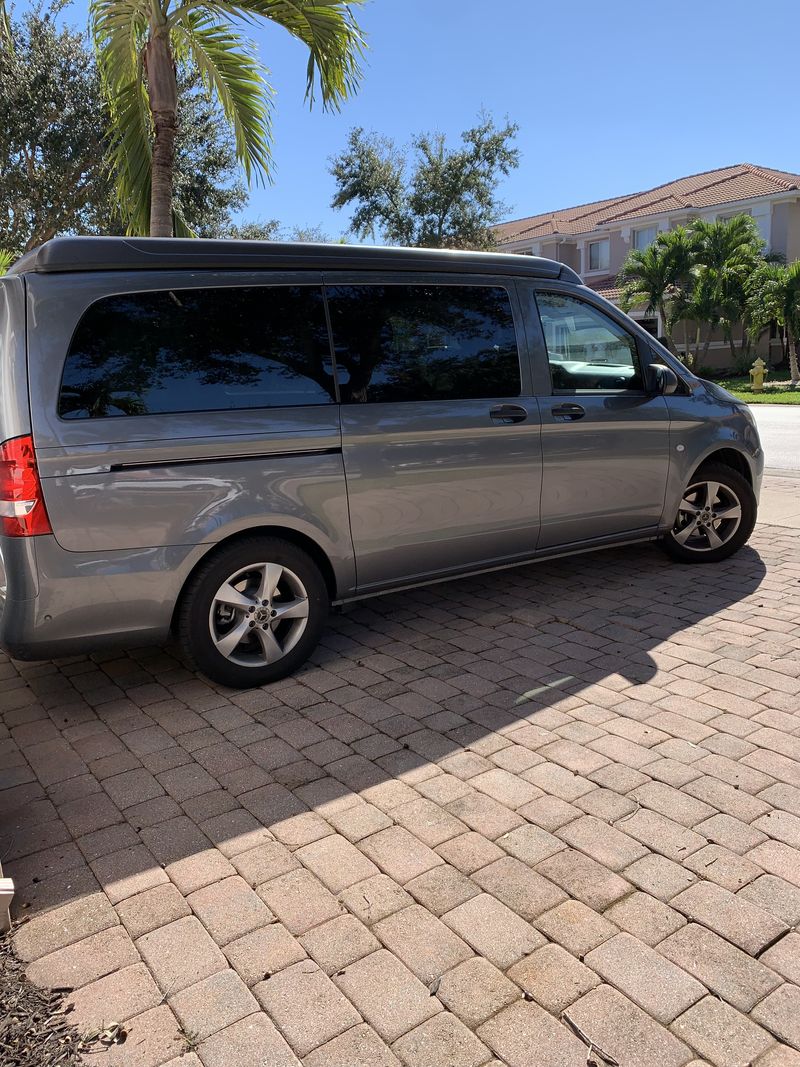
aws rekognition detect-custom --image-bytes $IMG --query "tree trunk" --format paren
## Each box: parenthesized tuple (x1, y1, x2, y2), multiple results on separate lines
(789, 330, 800, 385)
(702, 328, 712, 363)
(682, 320, 689, 365)
(658, 302, 676, 353)
(144, 23, 178, 238)
(727, 333, 737, 365)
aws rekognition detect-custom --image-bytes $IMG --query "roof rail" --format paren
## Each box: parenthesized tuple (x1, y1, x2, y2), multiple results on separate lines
(9, 236, 583, 284)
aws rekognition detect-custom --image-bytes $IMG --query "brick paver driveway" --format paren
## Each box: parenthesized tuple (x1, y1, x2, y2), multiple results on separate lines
(2, 521, 800, 1067)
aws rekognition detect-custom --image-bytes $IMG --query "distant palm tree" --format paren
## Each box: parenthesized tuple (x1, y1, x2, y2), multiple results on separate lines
(745, 261, 787, 363)
(688, 215, 765, 363)
(785, 261, 800, 384)
(619, 215, 771, 368)
(618, 226, 692, 353)
(747, 261, 800, 383)
(90, 0, 365, 237)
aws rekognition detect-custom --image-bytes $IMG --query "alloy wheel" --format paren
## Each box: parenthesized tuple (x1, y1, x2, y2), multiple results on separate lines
(672, 479, 743, 553)
(208, 561, 309, 667)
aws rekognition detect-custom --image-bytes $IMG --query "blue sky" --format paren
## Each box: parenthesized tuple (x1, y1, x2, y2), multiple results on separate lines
(60, 0, 799, 236)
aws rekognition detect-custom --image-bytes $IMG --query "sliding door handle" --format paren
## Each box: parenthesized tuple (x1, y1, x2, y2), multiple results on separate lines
(490, 404, 528, 424)
(552, 403, 586, 421)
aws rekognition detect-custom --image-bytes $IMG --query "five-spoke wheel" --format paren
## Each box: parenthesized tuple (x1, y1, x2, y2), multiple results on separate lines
(671, 478, 743, 553)
(178, 537, 328, 687)
(661, 462, 756, 564)
(209, 562, 310, 667)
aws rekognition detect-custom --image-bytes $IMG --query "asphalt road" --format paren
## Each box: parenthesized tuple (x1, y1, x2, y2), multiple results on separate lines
(750, 404, 800, 471)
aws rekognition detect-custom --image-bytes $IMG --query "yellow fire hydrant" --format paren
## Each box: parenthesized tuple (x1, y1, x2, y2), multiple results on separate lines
(749, 356, 767, 393)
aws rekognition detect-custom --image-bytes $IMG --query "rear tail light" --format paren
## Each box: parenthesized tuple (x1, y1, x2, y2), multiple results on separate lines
(0, 434, 53, 537)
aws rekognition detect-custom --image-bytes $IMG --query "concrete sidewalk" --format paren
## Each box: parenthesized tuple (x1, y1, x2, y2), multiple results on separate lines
(759, 470, 800, 530)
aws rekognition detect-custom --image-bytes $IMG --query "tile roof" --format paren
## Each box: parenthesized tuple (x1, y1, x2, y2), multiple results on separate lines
(495, 164, 800, 244)
(585, 276, 622, 303)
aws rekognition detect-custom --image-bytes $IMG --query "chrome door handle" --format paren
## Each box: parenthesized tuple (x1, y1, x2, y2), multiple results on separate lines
(490, 404, 528, 424)
(552, 403, 586, 421)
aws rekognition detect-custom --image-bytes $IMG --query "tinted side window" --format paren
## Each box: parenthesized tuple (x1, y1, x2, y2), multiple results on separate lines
(326, 284, 521, 403)
(59, 286, 333, 418)
(535, 291, 644, 393)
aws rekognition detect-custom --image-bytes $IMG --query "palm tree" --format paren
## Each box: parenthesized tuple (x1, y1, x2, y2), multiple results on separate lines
(785, 261, 800, 384)
(743, 260, 800, 383)
(618, 226, 692, 354)
(688, 215, 765, 364)
(91, 0, 365, 237)
(745, 261, 787, 363)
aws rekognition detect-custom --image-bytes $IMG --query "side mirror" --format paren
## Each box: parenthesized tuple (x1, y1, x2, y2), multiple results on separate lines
(652, 364, 679, 395)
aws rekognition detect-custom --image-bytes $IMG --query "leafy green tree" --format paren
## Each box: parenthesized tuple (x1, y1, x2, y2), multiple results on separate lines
(0, 2, 258, 258)
(0, 0, 111, 257)
(219, 219, 282, 241)
(217, 220, 331, 242)
(330, 115, 520, 249)
(91, 0, 365, 237)
(619, 226, 692, 353)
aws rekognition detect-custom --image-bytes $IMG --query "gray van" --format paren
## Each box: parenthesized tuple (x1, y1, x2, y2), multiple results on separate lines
(0, 238, 762, 687)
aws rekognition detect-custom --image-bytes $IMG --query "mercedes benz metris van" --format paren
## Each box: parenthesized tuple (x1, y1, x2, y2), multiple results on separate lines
(0, 238, 763, 687)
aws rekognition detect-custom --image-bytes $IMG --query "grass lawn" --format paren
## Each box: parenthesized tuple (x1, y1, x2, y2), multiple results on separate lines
(708, 375, 800, 405)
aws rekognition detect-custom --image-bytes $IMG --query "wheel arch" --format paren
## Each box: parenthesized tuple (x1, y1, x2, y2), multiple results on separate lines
(170, 524, 340, 634)
(691, 446, 754, 486)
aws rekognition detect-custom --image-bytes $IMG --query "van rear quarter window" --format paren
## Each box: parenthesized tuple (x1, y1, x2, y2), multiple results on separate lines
(58, 285, 334, 418)
(326, 284, 521, 403)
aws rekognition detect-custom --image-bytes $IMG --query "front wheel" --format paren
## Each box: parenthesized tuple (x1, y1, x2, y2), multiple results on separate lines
(660, 463, 756, 564)
(177, 537, 329, 688)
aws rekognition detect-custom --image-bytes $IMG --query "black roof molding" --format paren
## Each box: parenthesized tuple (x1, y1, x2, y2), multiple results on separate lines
(9, 236, 583, 284)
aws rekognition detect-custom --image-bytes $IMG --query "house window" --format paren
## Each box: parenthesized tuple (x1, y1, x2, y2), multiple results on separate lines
(632, 226, 657, 250)
(587, 239, 609, 272)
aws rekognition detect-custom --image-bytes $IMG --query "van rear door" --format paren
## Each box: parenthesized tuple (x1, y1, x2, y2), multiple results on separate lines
(0, 275, 32, 446)
(0, 273, 40, 602)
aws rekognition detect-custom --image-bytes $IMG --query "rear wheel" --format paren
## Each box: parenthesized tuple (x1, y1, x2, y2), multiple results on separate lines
(660, 462, 756, 564)
(178, 537, 329, 687)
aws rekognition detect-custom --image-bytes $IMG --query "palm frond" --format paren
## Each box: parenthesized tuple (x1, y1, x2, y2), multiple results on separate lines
(90, 0, 153, 234)
(173, 205, 196, 237)
(171, 10, 273, 182)
(228, 0, 366, 110)
(0, 0, 14, 51)
(785, 260, 800, 337)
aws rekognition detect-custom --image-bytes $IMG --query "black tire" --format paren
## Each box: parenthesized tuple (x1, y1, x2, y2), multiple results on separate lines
(177, 536, 329, 688)
(660, 462, 756, 564)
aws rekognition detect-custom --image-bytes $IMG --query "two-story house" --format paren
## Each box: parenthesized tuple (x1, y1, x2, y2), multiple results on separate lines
(495, 163, 800, 367)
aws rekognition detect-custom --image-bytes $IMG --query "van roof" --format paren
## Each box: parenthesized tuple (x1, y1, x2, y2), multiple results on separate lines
(9, 236, 583, 283)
